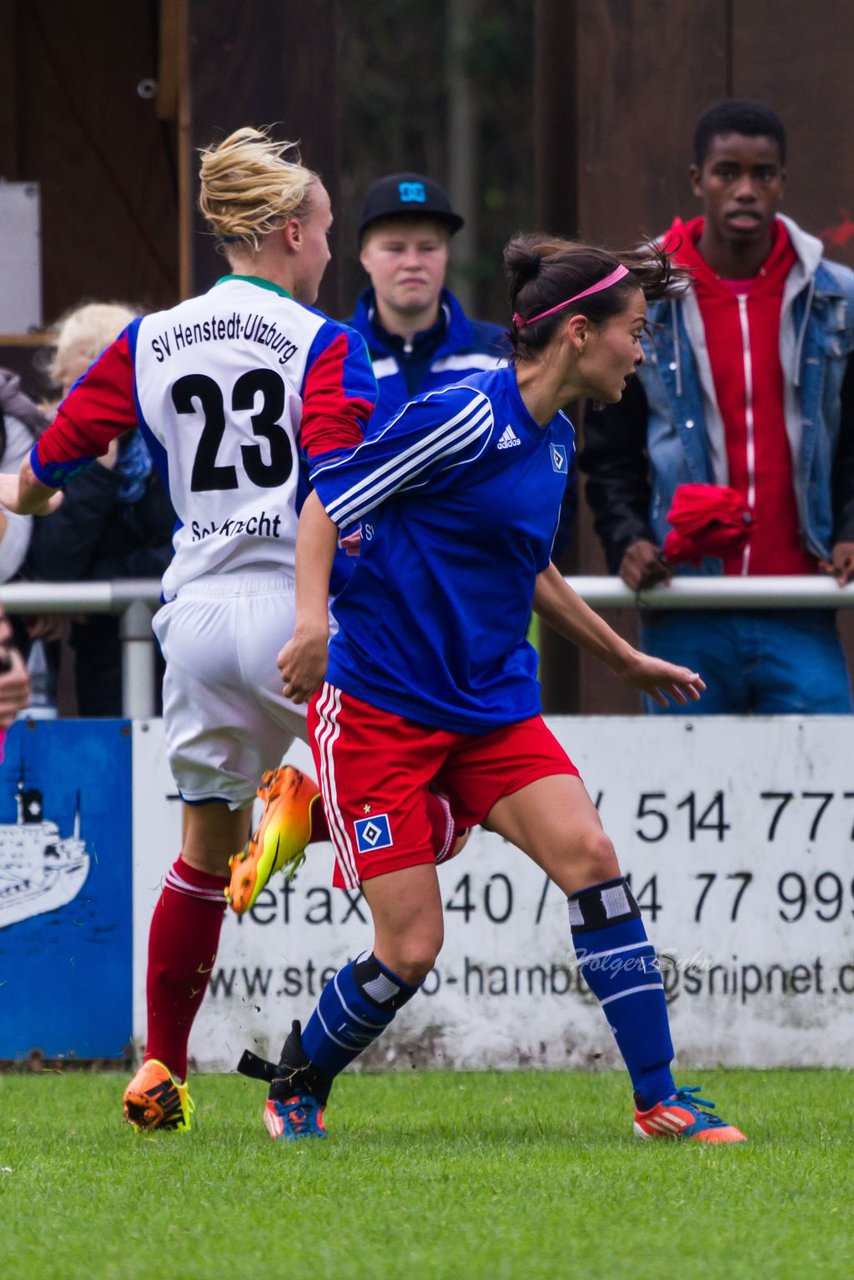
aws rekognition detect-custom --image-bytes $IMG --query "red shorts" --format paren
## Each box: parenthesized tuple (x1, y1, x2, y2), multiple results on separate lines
(308, 682, 579, 889)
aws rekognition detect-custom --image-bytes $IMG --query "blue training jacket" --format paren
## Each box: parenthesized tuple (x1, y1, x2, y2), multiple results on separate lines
(348, 286, 508, 431)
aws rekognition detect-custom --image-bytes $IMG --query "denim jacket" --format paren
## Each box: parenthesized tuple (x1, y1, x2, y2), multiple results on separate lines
(581, 216, 854, 572)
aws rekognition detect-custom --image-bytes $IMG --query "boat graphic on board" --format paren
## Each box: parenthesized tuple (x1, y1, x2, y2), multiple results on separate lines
(0, 780, 90, 929)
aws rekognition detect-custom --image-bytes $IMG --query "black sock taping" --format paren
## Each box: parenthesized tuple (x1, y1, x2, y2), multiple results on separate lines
(353, 952, 420, 1011)
(567, 876, 640, 933)
(237, 1021, 334, 1105)
(236, 1049, 276, 1083)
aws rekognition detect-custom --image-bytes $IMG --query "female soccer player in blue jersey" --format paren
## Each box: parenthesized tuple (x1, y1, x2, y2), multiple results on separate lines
(251, 234, 747, 1144)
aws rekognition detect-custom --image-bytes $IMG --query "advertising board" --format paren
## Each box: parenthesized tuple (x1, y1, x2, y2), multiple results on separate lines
(132, 717, 854, 1071)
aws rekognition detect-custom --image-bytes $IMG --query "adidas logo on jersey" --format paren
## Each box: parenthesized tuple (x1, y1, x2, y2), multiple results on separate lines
(497, 425, 521, 450)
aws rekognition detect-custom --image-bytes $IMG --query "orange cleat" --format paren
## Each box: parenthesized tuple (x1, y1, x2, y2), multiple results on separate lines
(226, 766, 320, 914)
(634, 1086, 747, 1143)
(123, 1059, 194, 1133)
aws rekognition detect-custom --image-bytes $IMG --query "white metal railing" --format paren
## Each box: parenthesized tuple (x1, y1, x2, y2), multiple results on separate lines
(563, 575, 854, 610)
(2, 575, 854, 718)
(0, 578, 162, 719)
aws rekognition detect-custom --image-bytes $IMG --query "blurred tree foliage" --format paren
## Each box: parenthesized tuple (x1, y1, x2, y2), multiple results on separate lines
(338, 0, 534, 322)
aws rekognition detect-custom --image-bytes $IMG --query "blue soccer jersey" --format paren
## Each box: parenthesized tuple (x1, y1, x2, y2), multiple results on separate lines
(309, 365, 575, 733)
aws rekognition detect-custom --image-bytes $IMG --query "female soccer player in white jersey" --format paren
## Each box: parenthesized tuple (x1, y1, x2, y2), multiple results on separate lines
(3, 127, 384, 1132)
(249, 234, 747, 1144)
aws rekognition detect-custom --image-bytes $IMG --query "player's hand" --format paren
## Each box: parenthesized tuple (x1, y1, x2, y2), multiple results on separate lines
(0, 647, 31, 727)
(277, 626, 329, 704)
(0, 472, 63, 516)
(615, 648, 705, 707)
(619, 539, 671, 591)
(818, 541, 854, 586)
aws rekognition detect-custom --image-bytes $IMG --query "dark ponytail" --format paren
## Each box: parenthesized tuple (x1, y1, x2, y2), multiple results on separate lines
(504, 233, 685, 361)
(506, 245, 542, 290)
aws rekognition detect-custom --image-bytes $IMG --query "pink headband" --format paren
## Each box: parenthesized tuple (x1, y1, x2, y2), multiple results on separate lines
(512, 263, 630, 329)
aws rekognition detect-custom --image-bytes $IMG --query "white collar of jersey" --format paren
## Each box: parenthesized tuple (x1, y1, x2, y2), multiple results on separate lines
(215, 274, 294, 301)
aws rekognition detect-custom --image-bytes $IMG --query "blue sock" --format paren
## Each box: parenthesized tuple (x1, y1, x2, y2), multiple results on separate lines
(301, 951, 420, 1076)
(569, 877, 675, 1109)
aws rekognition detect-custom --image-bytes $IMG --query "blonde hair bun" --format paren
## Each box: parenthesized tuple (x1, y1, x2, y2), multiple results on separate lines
(198, 126, 318, 251)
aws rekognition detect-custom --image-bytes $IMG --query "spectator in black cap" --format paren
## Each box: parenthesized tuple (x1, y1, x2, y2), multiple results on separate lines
(349, 172, 508, 429)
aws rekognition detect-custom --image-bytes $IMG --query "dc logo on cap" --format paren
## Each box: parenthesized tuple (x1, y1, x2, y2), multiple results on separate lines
(551, 444, 568, 474)
(354, 813, 394, 853)
(398, 181, 426, 204)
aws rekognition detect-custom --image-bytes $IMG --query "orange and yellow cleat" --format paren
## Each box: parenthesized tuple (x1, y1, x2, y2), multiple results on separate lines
(123, 1059, 194, 1133)
(226, 766, 321, 915)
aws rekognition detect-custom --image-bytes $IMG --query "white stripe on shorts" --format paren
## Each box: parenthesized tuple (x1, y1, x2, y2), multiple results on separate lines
(434, 794, 456, 864)
(314, 684, 346, 876)
(315, 683, 359, 888)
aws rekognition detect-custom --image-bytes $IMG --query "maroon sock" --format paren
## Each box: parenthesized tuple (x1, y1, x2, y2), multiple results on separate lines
(144, 856, 228, 1081)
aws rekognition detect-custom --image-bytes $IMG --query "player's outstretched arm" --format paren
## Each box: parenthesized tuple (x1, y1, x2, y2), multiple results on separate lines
(533, 562, 705, 706)
(278, 492, 339, 704)
(0, 462, 63, 516)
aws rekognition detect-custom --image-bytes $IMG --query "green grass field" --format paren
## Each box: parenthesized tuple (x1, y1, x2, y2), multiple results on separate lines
(1, 1069, 850, 1280)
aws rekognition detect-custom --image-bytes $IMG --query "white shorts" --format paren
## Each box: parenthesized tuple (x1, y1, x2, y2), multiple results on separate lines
(152, 573, 313, 808)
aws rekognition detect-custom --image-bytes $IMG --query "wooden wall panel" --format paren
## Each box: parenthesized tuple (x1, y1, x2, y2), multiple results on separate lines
(0, 0, 21, 178)
(185, 0, 342, 314)
(731, 0, 854, 271)
(574, 0, 728, 246)
(534, 0, 579, 237)
(11, 1, 179, 322)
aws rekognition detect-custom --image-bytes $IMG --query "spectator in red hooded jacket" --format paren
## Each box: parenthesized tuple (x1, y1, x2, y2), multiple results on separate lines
(579, 99, 854, 714)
